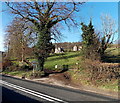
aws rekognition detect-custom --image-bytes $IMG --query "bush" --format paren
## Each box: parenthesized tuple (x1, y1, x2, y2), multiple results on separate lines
(20, 64, 33, 71)
(8, 65, 19, 71)
(81, 59, 120, 85)
(81, 45, 101, 61)
(3, 59, 13, 71)
(27, 71, 44, 79)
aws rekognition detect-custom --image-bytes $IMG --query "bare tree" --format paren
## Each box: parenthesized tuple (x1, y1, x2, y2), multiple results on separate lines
(6, 1, 84, 71)
(98, 14, 117, 58)
(5, 18, 30, 62)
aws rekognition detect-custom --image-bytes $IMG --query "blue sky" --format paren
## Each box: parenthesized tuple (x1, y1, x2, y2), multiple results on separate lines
(0, 2, 118, 51)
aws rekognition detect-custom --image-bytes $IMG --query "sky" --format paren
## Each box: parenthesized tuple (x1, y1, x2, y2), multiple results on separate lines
(0, 1, 118, 51)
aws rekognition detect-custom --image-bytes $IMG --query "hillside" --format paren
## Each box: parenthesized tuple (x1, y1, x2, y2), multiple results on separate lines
(2, 47, 120, 92)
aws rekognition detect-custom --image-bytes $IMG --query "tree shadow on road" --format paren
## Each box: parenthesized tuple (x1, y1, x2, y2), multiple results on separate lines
(2, 86, 42, 103)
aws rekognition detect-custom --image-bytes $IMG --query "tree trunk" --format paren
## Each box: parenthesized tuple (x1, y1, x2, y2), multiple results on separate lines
(35, 27, 53, 71)
(21, 47, 24, 62)
(37, 55, 45, 71)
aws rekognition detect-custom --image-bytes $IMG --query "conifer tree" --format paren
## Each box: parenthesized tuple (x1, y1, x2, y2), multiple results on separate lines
(81, 20, 100, 60)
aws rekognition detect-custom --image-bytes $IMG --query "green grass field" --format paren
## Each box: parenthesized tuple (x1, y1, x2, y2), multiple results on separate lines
(3, 48, 119, 92)
(3, 51, 82, 77)
(28, 51, 82, 70)
(104, 47, 120, 63)
(44, 52, 82, 70)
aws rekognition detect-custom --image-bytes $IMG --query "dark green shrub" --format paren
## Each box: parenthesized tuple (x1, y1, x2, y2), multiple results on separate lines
(27, 71, 44, 79)
(20, 65, 33, 71)
(3, 59, 13, 71)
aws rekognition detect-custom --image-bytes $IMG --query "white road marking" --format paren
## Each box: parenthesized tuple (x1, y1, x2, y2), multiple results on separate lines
(0, 80, 68, 103)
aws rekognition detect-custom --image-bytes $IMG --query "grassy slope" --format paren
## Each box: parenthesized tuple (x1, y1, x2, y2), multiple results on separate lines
(68, 47, 119, 92)
(28, 51, 82, 70)
(3, 48, 119, 91)
(104, 47, 120, 63)
(3, 51, 82, 77)
(68, 68, 119, 91)
(45, 52, 82, 70)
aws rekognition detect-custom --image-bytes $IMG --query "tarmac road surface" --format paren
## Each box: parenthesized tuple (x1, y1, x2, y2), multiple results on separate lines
(0, 74, 119, 103)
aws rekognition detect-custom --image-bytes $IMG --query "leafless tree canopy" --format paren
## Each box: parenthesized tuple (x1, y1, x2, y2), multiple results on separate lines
(6, 1, 84, 31)
(101, 14, 117, 44)
(5, 17, 34, 60)
(97, 14, 118, 57)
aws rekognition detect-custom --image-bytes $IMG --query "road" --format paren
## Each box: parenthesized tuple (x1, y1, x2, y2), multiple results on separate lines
(0, 74, 119, 103)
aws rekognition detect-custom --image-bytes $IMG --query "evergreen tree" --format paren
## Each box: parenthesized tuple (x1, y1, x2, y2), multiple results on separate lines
(81, 20, 100, 60)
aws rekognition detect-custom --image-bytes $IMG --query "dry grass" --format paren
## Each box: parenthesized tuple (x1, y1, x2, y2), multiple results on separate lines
(68, 59, 119, 91)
